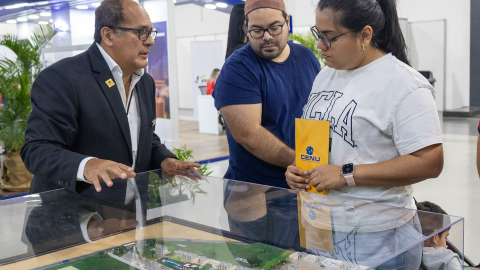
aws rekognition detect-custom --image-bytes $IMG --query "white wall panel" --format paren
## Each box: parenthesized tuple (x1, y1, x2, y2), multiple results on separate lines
(397, 0, 470, 110)
(177, 37, 195, 109)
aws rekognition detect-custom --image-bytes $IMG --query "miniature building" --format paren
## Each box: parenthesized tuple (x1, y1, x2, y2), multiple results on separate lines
(288, 253, 299, 262)
(198, 256, 208, 264)
(156, 244, 168, 254)
(303, 255, 319, 264)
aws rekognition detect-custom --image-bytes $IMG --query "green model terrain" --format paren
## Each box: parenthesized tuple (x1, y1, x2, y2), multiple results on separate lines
(42, 240, 293, 270)
(160, 240, 292, 270)
(43, 252, 132, 270)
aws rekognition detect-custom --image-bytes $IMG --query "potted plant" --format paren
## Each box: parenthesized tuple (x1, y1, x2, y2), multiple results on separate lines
(289, 32, 326, 68)
(0, 25, 56, 191)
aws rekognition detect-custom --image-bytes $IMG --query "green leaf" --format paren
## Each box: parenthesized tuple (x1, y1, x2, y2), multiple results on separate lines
(288, 32, 326, 68)
(0, 25, 56, 151)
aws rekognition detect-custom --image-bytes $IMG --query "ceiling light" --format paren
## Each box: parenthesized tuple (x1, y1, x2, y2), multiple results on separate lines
(17, 17, 28, 22)
(29, 1, 49, 6)
(28, 15, 39, 19)
(6, 20, 17, 24)
(216, 2, 228, 8)
(38, 21, 48, 25)
(49, 19, 53, 22)
(91, 2, 100, 7)
(5, 3, 28, 9)
(76, 5, 88, 9)
(40, 12, 51, 16)
(204, 4, 216, 9)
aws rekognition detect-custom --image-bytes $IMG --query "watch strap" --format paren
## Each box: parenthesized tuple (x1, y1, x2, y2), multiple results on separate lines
(344, 174, 356, 186)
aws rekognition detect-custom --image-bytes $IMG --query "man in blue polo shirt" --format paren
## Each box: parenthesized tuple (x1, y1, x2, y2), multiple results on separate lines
(213, 0, 320, 188)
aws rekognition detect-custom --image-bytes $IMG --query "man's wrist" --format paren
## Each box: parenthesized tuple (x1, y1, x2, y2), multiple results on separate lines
(77, 157, 97, 183)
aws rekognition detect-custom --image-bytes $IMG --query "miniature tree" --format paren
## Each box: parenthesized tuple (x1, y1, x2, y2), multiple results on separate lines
(146, 239, 156, 247)
(149, 249, 157, 258)
(247, 255, 259, 267)
(168, 246, 176, 253)
(261, 244, 269, 253)
(98, 252, 104, 258)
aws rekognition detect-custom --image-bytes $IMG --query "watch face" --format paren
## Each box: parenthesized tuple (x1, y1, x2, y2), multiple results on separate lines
(342, 163, 354, 174)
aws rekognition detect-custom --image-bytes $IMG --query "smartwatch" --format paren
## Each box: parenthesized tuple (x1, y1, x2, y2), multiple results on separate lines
(342, 163, 356, 186)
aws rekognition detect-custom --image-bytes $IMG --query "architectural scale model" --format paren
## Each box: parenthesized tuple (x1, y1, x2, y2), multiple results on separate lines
(45, 238, 367, 270)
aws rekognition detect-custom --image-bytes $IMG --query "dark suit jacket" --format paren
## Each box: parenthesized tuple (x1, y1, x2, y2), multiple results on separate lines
(21, 43, 177, 194)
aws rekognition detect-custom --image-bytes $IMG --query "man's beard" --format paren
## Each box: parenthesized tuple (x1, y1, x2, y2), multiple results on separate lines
(253, 40, 286, 60)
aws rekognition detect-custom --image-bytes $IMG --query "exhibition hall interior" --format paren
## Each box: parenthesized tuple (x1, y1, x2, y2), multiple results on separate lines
(0, 0, 479, 269)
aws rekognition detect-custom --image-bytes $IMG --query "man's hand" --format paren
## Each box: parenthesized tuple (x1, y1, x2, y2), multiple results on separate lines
(307, 165, 347, 191)
(87, 218, 138, 240)
(285, 164, 310, 190)
(161, 158, 200, 174)
(84, 159, 136, 192)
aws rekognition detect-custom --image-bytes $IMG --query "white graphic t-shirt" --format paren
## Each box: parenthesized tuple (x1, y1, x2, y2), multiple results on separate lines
(302, 53, 442, 210)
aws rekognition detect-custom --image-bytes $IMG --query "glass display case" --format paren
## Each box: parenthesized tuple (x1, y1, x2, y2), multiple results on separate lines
(0, 170, 465, 270)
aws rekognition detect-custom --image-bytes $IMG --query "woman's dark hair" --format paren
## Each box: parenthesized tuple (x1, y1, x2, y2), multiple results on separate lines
(226, 3, 246, 59)
(317, 0, 410, 65)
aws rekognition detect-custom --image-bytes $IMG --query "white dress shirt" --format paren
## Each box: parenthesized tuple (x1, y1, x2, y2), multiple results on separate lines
(76, 43, 144, 182)
(78, 44, 146, 240)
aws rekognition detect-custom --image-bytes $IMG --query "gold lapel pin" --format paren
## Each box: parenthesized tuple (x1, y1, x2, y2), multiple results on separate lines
(105, 79, 115, 88)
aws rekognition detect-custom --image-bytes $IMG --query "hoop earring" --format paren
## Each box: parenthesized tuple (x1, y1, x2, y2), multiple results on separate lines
(362, 43, 365, 51)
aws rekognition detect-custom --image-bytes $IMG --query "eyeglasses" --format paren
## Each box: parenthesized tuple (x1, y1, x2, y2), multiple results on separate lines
(114, 27, 158, 41)
(247, 20, 287, 39)
(310, 26, 360, 48)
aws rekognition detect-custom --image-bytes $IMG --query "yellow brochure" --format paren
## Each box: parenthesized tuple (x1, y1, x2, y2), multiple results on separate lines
(295, 118, 329, 195)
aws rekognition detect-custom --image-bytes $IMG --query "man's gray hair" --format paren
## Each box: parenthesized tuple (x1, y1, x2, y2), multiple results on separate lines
(94, 0, 125, 43)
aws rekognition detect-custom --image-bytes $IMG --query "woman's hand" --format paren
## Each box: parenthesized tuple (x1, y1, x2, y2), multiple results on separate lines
(285, 164, 310, 190)
(307, 164, 348, 191)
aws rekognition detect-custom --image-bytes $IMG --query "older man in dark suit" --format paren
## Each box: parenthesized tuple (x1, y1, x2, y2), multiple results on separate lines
(21, 0, 198, 194)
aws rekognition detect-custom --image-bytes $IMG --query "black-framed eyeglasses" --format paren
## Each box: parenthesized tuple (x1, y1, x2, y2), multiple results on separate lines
(247, 20, 287, 39)
(310, 26, 360, 48)
(114, 27, 158, 41)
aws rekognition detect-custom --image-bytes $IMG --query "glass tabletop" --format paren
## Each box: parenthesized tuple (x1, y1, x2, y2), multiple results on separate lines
(0, 169, 465, 270)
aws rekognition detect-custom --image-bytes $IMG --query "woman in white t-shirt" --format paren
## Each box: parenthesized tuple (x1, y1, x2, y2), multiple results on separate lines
(286, 0, 444, 268)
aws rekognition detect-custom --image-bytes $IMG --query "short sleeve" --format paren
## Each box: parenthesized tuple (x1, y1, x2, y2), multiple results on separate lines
(213, 56, 262, 109)
(392, 88, 443, 155)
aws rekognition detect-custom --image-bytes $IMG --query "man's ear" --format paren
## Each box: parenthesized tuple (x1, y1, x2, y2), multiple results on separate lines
(101, 27, 115, 47)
